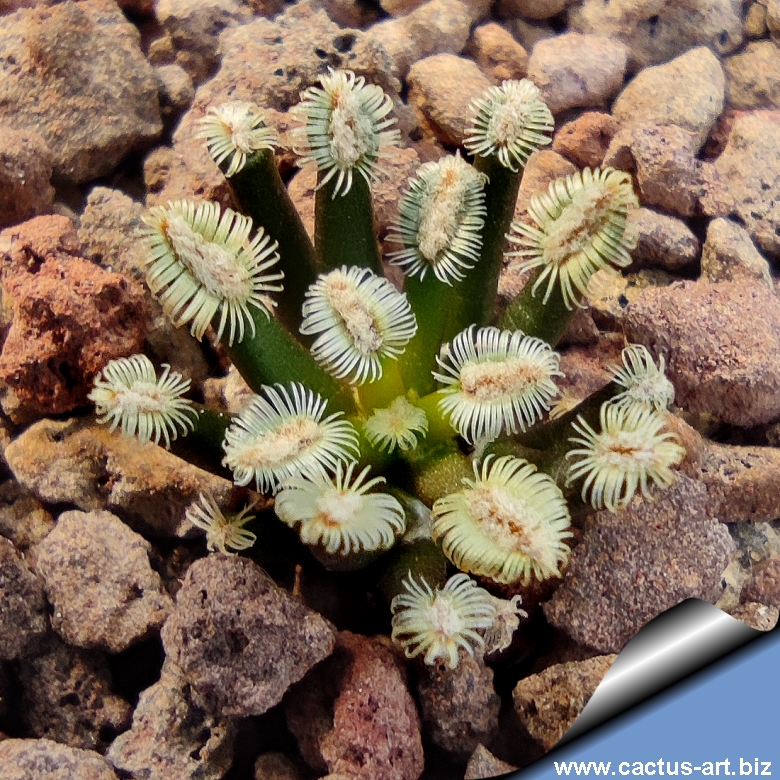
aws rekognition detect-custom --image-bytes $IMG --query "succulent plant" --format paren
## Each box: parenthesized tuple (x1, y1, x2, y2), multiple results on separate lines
(90, 69, 686, 669)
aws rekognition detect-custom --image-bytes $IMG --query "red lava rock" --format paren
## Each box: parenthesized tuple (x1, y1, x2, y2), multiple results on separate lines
(553, 112, 619, 169)
(743, 558, 780, 607)
(162, 555, 336, 718)
(0, 216, 146, 424)
(286, 632, 425, 780)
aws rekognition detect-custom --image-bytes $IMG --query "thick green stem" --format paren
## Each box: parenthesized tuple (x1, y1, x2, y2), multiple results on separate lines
(398, 274, 458, 397)
(357, 358, 407, 413)
(407, 439, 473, 507)
(223, 149, 318, 335)
(413, 390, 457, 445)
(444, 156, 521, 336)
(315, 174, 381, 274)
(500, 266, 578, 346)
(377, 538, 449, 605)
(169, 404, 233, 480)
(222, 308, 355, 414)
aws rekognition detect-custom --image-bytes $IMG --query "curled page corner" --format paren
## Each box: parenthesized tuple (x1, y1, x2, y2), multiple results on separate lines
(556, 599, 761, 748)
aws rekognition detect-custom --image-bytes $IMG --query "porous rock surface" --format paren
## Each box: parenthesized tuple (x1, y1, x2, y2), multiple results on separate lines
(18, 637, 132, 752)
(702, 112, 780, 260)
(407, 53, 492, 146)
(0, 0, 161, 183)
(724, 41, 780, 110)
(568, 0, 742, 72)
(0, 128, 55, 228)
(285, 632, 425, 780)
(513, 655, 617, 750)
(552, 111, 619, 169)
(0, 535, 48, 661)
(369, 0, 474, 80)
(0, 480, 55, 551)
(527, 33, 628, 115)
(0, 216, 147, 424)
(464, 745, 518, 780)
(543, 475, 735, 652)
(468, 22, 528, 82)
(627, 208, 700, 272)
(622, 280, 780, 427)
(161, 555, 336, 717)
(107, 660, 236, 780)
(416, 653, 500, 758)
(730, 602, 779, 632)
(4, 418, 232, 538)
(743, 558, 780, 607)
(253, 752, 305, 780)
(700, 218, 773, 287)
(0, 738, 119, 779)
(32, 510, 172, 653)
(612, 47, 725, 150)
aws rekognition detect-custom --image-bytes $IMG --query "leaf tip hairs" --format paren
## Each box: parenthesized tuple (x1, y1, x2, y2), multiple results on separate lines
(363, 396, 428, 453)
(274, 461, 405, 556)
(221, 382, 360, 494)
(506, 167, 639, 310)
(142, 200, 283, 346)
(607, 344, 675, 414)
(432, 454, 572, 585)
(387, 153, 488, 285)
(566, 404, 686, 512)
(390, 573, 497, 669)
(464, 79, 554, 172)
(433, 325, 563, 443)
(186, 494, 257, 555)
(197, 101, 278, 177)
(300, 265, 417, 385)
(89, 354, 196, 449)
(292, 68, 401, 197)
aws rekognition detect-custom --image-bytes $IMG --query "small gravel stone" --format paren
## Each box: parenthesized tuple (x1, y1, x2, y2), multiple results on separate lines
(603, 124, 708, 217)
(370, 0, 473, 81)
(513, 149, 577, 222)
(286, 632, 424, 780)
(768, 0, 780, 37)
(0, 216, 147, 425)
(702, 112, 780, 260)
(700, 218, 773, 287)
(623, 280, 780, 427)
(0, 127, 54, 229)
(729, 602, 779, 632)
(162, 555, 335, 717)
(528, 33, 628, 114)
(0, 480, 55, 551)
(0, 535, 48, 661)
(407, 54, 492, 146)
(744, 2, 768, 38)
(552, 112, 619, 168)
(497, 0, 569, 19)
(77, 186, 211, 386)
(468, 22, 528, 82)
(18, 637, 132, 752)
(324, 0, 380, 28)
(107, 660, 236, 780)
(33, 510, 172, 653)
(464, 745, 518, 780)
(416, 653, 500, 758)
(627, 208, 700, 272)
(743, 558, 780, 607)
(513, 656, 617, 750)
(568, 0, 742, 72)
(155, 0, 252, 84)
(0, 739, 119, 780)
(4, 418, 233, 538)
(544, 475, 735, 652)
(612, 47, 725, 151)
(254, 753, 304, 780)
(724, 41, 780, 111)
(155, 63, 195, 115)
(0, 0, 161, 183)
